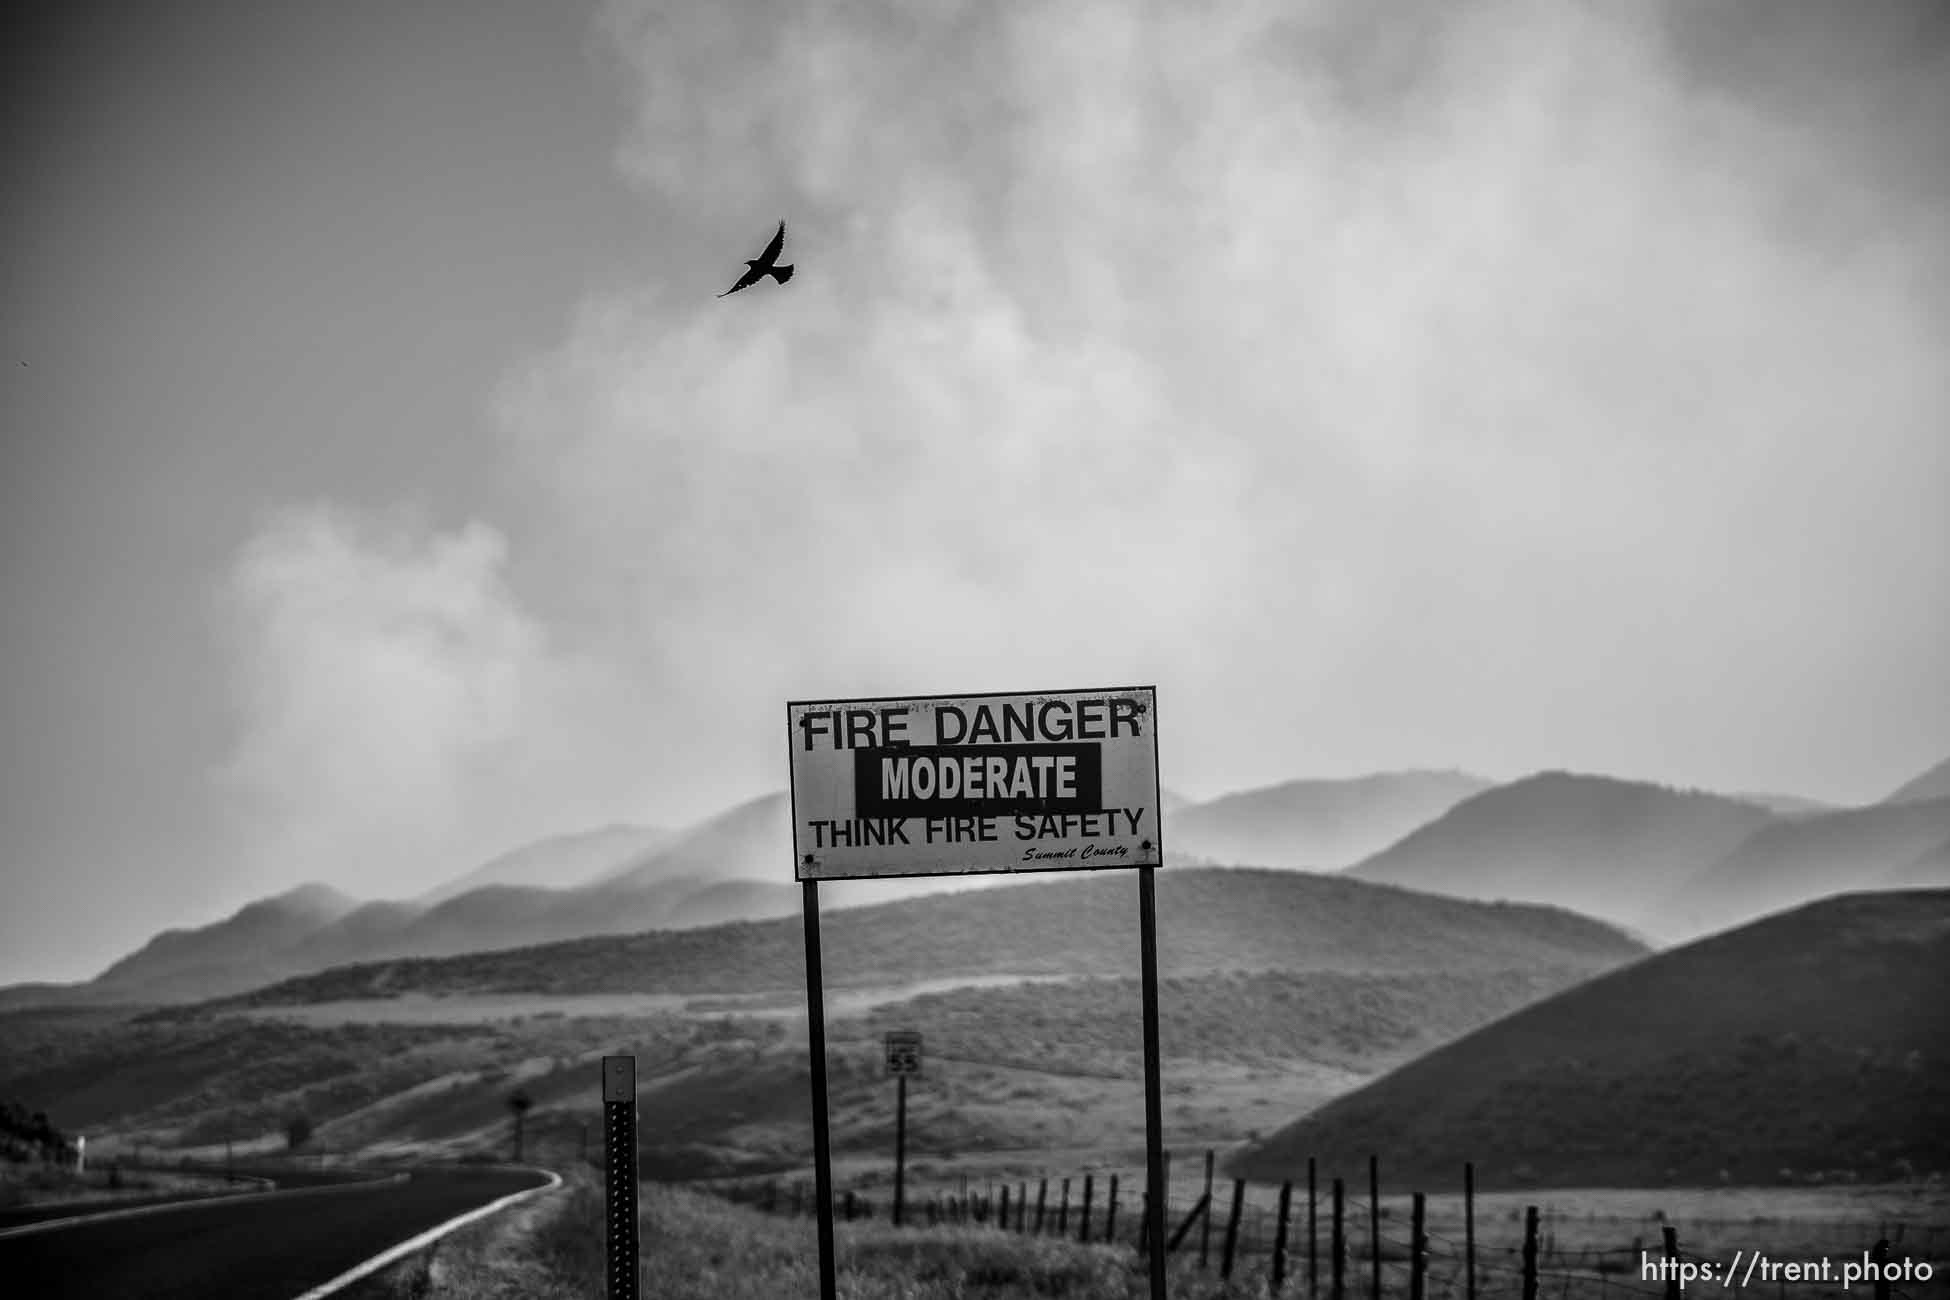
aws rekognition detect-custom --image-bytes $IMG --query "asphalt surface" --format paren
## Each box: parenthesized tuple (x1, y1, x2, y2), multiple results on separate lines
(0, 1165, 551, 1299)
(0, 1166, 359, 1232)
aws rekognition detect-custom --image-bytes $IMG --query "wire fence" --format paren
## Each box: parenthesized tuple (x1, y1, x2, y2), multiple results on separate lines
(698, 1157, 1942, 1299)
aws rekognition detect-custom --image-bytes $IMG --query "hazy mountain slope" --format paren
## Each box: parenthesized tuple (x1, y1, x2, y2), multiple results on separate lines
(279, 900, 424, 966)
(203, 867, 1646, 1009)
(1883, 755, 1950, 806)
(1658, 798, 1950, 942)
(665, 879, 802, 930)
(1345, 772, 1776, 936)
(1880, 839, 1950, 889)
(591, 793, 790, 891)
(90, 884, 359, 993)
(1230, 890, 1950, 1190)
(419, 824, 673, 903)
(1167, 770, 1493, 869)
(1728, 792, 1836, 816)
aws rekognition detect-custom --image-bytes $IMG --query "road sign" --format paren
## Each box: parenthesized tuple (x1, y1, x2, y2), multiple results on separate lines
(884, 1030, 923, 1077)
(787, 686, 1161, 881)
(792, 685, 1169, 1300)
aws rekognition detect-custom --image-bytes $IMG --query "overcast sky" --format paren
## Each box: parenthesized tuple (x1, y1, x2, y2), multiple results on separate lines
(4, 0, 1946, 985)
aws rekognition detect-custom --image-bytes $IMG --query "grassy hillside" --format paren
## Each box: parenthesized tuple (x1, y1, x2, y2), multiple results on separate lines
(192, 868, 1644, 1009)
(1165, 771, 1492, 870)
(1658, 798, 1950, 941)
(0, 974, 1522, 1177)
(1229, 890, 1950, 1191)
(1346, 771, 1776, 938)
(1, 872, 1647, 1179)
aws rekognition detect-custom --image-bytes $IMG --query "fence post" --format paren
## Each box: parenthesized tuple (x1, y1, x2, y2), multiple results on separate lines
(1872, 1238, 1892, 1300)
(1411, 1192, 1426, 1300)
(1105, 1174, 1120, 1243)
(1222, 1179, 1247, 1280)
(1018, 1182, 1028, 1232)
(1526, 1206, 1543, 1300)
(1332, 1179, 1346, 1300)
(1465, 1163, 1476, 1300)
(1661, 1224, 1680, 1300)
(1000, 1186, 1011, 1233)
(1202, 1149, 1216, 1268)
(1035, 1178, 1048, 1234)
(1272, 1179, 1294, 1294)
(1059, 1177, 1070, 1236)
(1370, 1156, 1382, 1300)
(1309, 1158, 1319, 1300)
(1080, 1174, 1095, 1243)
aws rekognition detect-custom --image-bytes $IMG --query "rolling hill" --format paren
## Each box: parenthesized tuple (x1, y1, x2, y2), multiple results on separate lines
(1228, 889, 1950, 1191)
(1165, 770, 1493, 870)
(4, 870, 1645, 1163)
(196, 866, 1646, 1010)
(1344, 772, 1778, 939)
(1883, 755, 1950, 806)
(1657, 797, 1950, 941)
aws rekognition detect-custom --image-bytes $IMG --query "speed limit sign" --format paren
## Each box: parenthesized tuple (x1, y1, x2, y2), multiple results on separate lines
(884, 1030, 922, 1076)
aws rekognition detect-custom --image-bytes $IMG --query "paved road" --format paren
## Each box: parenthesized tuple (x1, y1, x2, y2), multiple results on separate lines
(0, 1166, 550, 1299)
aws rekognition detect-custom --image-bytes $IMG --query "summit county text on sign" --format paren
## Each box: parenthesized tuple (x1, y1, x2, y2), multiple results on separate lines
(788, 687, 1161, 881)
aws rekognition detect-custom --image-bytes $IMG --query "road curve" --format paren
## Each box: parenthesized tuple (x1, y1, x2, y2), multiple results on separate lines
(1, 1165, 552, 1300)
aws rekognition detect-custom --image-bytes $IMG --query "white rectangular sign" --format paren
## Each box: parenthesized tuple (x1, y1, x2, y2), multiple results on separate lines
(787, 686, 1161, 881)
(884, 1030, 923, 1076)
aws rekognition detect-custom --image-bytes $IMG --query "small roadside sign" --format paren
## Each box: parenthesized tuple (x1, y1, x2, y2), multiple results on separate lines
(884, 1030, 923, 1077)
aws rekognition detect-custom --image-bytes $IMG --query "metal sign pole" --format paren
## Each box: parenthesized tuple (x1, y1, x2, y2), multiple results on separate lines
(601, 1055, 640, 1300)
(894, 1071, 908, 1226)
(1138, 864, 1168, 1300)
(804, 880, 838, 1300)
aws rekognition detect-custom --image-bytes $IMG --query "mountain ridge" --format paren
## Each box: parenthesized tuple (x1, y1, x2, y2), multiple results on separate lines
(1345, 771, 1777, 938)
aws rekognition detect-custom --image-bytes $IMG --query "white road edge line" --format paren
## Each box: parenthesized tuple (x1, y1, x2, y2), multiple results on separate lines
(289, 1167, 564, 1300)
(0, 1173, 407, 1241)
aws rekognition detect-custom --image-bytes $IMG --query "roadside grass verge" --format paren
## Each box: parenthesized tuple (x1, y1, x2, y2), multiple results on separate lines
(636, 1180, 1292, 1299)
(361, 1170, 1295, 1299)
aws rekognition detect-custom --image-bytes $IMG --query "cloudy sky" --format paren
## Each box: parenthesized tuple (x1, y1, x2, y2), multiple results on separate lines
(4, 0, 1946, 985)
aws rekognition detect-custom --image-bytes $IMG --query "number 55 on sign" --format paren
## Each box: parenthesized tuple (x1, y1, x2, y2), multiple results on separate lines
(885, 1031, 922, 1076)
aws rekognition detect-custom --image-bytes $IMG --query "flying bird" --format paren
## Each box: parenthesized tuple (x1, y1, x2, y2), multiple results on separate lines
(718, 220, 794, 298)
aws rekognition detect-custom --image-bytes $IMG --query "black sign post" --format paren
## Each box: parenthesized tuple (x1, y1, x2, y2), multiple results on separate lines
(885, 1030, 922, 1226)
(1138, 865, 1167, 1300)
(602, 1055, 640, 1300)
(803, 881, 839, 1300)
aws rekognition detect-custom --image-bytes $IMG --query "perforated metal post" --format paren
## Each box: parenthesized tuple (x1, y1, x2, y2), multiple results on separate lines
(603, 1055, 640, 1300)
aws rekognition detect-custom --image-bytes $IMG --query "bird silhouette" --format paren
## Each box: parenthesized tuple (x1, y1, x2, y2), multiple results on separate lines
(718, 220, 794, 298)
